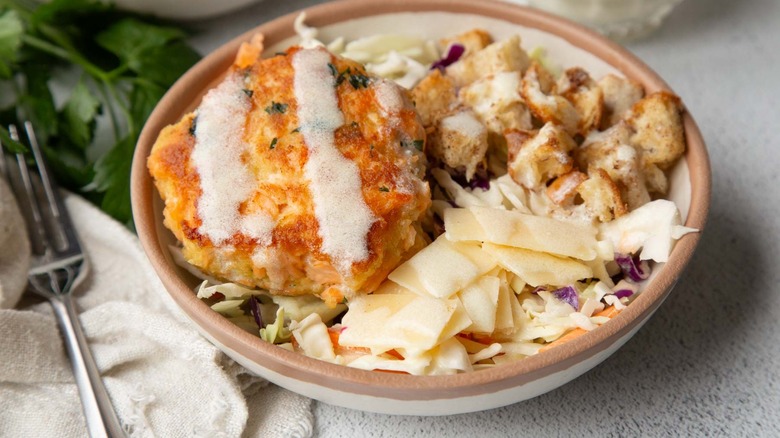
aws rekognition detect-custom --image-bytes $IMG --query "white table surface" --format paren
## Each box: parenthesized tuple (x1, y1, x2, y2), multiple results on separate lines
(188, 0, 780, 436)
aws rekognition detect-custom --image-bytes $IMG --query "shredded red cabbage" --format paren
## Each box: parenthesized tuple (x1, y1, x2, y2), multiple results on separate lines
(431, 43, 465, 71)
(450, 164, 491, 190)
(615, 253, 650, 283)
(613, 289, 634, 299)
(552, 286, 579, 310)
(249, 296, 264, 329)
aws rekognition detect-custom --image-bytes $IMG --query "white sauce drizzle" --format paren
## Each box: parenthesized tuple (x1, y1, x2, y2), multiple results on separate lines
(292, 49, 377, 274)
(440, 111, 486, 139)
(374, 78, 404, 116)
(192, 73, 274, 245)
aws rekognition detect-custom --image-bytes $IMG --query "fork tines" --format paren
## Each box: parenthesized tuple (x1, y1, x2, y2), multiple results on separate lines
(1, 123, 84, 291)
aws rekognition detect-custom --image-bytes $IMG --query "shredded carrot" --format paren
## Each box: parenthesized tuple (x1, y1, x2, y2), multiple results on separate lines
(539, 305, 620, 353)
(386, 349, 404, 360)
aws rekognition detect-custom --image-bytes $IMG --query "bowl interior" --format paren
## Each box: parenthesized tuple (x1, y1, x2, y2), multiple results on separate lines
(131, 0, 710, 410)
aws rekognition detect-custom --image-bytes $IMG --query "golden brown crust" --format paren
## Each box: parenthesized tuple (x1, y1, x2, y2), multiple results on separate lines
(148, 45, 430, 298)
(439, 29, 493, 56)
(626, 91, 686, 170)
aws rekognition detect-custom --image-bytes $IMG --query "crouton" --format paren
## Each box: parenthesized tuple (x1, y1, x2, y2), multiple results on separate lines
(439, 29, 493, 57)
(429, 109, 489, 180)
(547, 170, 588, 205)
(577, 168, 628, 222)
(446, 35, 531, 87)
(557, 67, 604, 135)
(506, 123, 576, 189)
(459, 71, 533, 144)
(643, 162, 668, 194)
(598, 74, 644, 129)
(521, 62, 581, 136)
(626, 91, 686, 169)
(575, 123, 651, 210)
(411, 69, 458, 127)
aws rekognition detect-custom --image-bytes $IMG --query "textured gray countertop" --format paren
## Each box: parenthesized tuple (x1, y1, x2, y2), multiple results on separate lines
(189, 0, 780, 435)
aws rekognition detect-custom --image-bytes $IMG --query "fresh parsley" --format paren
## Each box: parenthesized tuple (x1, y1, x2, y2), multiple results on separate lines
(379, 186, 389, 192)
(264, 101, 287, 115)
(400, 139, 425, 151)
(0, 0, 200, 226)
(348, 72, 370, 90)
(269, 137, 278, 149)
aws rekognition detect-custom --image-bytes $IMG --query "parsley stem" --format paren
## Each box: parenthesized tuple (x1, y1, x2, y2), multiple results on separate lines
(21, 34, 109, 82)
(95, 81, 122, 143)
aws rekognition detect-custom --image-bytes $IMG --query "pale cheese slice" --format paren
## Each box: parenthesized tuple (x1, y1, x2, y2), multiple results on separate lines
(482, 242, 593, 287)
(444, 206, 598, 260)
(458, 276, 500, 334)
(339, 292, 460, 353)
(495, 272, 515, 331)
(388, 236, 496, 299)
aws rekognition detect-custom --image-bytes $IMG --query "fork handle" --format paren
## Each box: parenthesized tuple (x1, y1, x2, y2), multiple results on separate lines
(50, 295, 126, 438)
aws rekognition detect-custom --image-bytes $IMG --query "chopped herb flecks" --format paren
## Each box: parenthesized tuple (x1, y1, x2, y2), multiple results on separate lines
(400, 139, 425, 151)
(379, 186, 390, 192)
(269, 137, 278, 149)
(350, 121, 359, 128)
(327, 62, 338, 76)
(348, 72, 370, 89)
(242, 88, 254, 98)
(265, 101, 288, 115)
(189, 116, 198, 137)
(291, 126, 301, 133)
(275, 52, 287, 57)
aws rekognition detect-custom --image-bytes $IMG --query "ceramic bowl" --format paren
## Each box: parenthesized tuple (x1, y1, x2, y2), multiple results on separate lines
(131, 0, 710, 415)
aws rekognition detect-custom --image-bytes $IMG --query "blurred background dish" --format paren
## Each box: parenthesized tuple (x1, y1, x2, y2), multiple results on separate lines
(520, 0, 685, 41)
(110, 0, 263, 20)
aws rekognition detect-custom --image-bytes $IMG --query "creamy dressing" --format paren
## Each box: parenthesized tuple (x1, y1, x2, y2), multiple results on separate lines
(192, 73, 275, 245)
(440, 111, 486, 139)
(374, 78, 404, 116)
(292, 48, 377, 274)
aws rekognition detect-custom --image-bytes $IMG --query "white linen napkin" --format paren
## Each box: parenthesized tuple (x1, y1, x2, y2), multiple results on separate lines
(0, 183, 313, 438)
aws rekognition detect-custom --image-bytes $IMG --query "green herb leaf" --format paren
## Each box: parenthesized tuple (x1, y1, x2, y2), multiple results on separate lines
(18, 66, 58, 143)
(348, 72, 370, 90)
(379, 186, 389, 192)
(96, 18, 186, 67)
(0, 126, 26, 154)
(291, 126, 300, 133)
(264, 101, 287, 115)
(92, 135, 134, 224)
(59, 80, 101, 150)
(269, 137, 278, 149)
(129, 41, 200, 87)
(0, 10, 24, 79)
(327, 62, 338, 76)
(413, 139, 424, 151)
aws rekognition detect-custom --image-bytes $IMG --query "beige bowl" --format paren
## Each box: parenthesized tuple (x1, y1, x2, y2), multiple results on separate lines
(131, 0, 710, 415)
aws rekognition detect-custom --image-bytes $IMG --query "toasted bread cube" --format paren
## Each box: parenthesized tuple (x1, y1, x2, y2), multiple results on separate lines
(643, 162, 668, 194)
(547, 170, 588, 205)
(439, 29, 493, 57)
(459, 71, 533, 143)
(626, 91, 686, 169)
(558, 67, 604, 135)
(576, 123, 651, 210)
(411, 69, 458, 127)
(577, 168, 628, 222)
(506, 123, 576, 189)
(430, 110, 489, 180)
(446, 35, 531, 87)
(521, 63, 581, 136)
(598, 74, 644, 129)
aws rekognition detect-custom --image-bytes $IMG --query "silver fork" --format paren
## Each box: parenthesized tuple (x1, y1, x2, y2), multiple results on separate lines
(1, 122, 125, 438)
